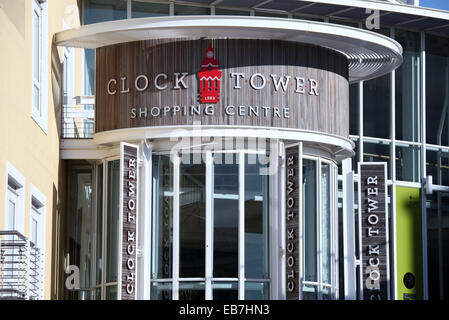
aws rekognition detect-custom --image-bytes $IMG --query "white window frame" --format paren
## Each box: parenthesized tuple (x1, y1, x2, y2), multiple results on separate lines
(31, 0, 48, 133)
(29, 183, 46, 300)
(5, 162, 26, 235)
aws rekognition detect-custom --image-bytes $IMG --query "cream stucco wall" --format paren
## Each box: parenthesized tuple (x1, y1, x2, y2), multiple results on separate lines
(0, 0, 83, 299)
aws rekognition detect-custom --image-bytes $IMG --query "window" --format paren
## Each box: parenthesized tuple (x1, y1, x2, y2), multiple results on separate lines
(5, 162, 25, 235)
(131, 1, 169, 18)
(31, 0, 48, 132)
(426, 34, 449, 147)
(29, 183, 46, 300)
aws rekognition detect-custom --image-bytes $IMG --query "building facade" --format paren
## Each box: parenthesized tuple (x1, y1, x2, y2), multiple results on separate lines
(1, 0, 449, 300)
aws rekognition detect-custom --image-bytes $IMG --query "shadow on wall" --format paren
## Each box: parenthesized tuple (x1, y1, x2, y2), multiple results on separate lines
(1, 0, 26, 39)
(51, 38, 63, 139)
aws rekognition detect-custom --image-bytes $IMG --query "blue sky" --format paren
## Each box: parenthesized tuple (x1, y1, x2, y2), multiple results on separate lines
(420, 0, 449, 11)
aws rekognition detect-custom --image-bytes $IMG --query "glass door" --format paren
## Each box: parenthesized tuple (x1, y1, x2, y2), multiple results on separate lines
(150, 150, 270, 300)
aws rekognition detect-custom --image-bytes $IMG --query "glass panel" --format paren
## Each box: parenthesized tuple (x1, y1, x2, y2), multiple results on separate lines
(8, 200, 15, 230)
(302, 284, 318, 300)
(96, 164, 103, 285)
(303, 159, 317, 282)
(349, 84, 359, 136)
(245, 154, 269, 279)
(106, 285, 117, 300)
(180, 155, 206, 278)
(84, 49, 95, 96)
(68, 168, 93, 299)
(245, 282, 270, 300)
(179, 282, 205, 300)
(426, 148, 449, 186)
(321, 163, 331, 285)
(255, 11, 287, 18)
(31, 217, 38, 247)
(426, 34, 449, 146)
(396, 143, 421, 182)
(174, 4, 210, 15)
(106, 160, 120, 283)
(215, 8, 250, 16)
(363, 74, 391, 139)
(83, 0, 126, 25)
(152, 155, 173, 279)
(395, 30, 421, 142)
(350, 137, 359, 173)
(322, 286, 332, 300)
(131, 1, 169, 18)
(151, 282, 172, 300)
(426, 192, 449, 300)
(33, 85, 40, 112)
(95, 287, 101, 300)
(213, 153, 239, 278)
(33, 8, 40, 82)
(363, 140, 391, 179)
(83, 0, 126, 96)
(329, 18, 359, 27)
(212, 282, 238, 300)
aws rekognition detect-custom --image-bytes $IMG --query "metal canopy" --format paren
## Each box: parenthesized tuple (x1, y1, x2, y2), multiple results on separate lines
(55, 15, 403, 83)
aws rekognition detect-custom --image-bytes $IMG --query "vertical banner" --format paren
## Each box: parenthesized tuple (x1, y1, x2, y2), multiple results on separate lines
(119, 143, 139, 300)
(359, 162, 390, 300)
(285, 146, 300, 300)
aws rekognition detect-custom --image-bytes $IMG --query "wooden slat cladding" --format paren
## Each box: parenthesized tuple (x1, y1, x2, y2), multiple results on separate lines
(95, 39, 349, 137)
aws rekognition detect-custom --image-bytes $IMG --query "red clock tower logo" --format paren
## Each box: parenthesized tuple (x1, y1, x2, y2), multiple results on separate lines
(198, 46, 222, 104)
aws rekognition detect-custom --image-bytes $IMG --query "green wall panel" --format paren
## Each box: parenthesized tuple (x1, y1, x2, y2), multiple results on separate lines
(395, 186, 423, 300)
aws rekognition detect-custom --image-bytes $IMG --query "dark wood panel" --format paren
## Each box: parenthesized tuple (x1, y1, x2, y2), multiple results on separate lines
(121, 144, 138, 300)
(360, 163, 389, 300)
(96, 39, 349, 137)
(285, 146, 300, 300)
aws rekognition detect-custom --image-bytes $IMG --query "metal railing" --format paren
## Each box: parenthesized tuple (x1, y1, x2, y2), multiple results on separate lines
(62, 96, 95, 139)
(0, 231, 43, 300)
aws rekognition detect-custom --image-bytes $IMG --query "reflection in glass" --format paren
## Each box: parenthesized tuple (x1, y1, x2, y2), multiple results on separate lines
(152, 155, 173, 279)
(302, 284, 317, 300)
(426, 34, 449, 146)
(363, 140, 391, 178)
(321, 163, 331, 285)
(83, 0, 127, 96)
(151, 282, 172, 300)
(96, 164, 103, 285)
(245, 155, 269, 279)
(426, 148, 449, 186)
(68, 168, 92, 299)
(212, 282, 238, 300)
(395, 30, 421, 142)
(180, 155, 205, 277)
(215, 8, 249, 16)
(245, 282, 270, 300)
(303, 159, 317, 282)
(396, 144, 421, 182)
(106, 160, 120, 283)
(179, 282, 205, 300)
(106, 285, 117, 300)
(349, 84, 359, 136)
(213, 153, 239, 278)
(363, 74, 391, 139)
(174, 4, 210, 15)
(132, 1, 169, 18)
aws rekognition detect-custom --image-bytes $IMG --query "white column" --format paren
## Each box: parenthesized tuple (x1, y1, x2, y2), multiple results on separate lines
(238, 152, 245, 300)
(172, 153, 180, 300)
(205, 151, 213, 300)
